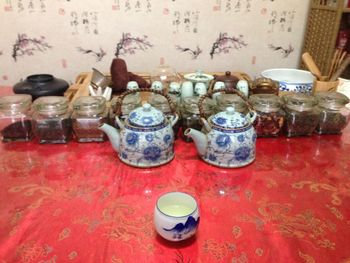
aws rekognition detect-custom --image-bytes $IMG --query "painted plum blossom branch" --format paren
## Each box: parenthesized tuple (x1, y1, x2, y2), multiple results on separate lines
(76, 46, 106, 62)
(12, 33, 52, 62)
(114, 33, 153, 57)
(209, 32, 247, 59)
(268, 43, 294, 58)
(175, 45, 202, 60)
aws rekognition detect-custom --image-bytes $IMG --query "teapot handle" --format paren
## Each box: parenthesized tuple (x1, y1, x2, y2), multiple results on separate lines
(198, 88, 255, 119)
(115, 88, 177, 116)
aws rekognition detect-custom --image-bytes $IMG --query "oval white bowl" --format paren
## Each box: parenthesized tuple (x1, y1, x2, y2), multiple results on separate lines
(261, 68, 315, 93)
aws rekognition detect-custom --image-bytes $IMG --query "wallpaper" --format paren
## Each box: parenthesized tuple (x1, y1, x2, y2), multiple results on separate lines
(0, 0, 310, 86)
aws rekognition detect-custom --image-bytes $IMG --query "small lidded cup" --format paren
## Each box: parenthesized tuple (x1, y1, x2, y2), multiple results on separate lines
(154, 192, 200, 242)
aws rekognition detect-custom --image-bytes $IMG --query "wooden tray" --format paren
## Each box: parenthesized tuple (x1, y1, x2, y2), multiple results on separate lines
(64, 71, 250, 104)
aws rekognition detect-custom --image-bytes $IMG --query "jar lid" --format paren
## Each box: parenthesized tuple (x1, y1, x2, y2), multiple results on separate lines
(128, 103, 164, 127)
(217, 94, 247, 111)
(183, 97, 200, 114)
(315, 91, 350, 110)
(0, 94, 32, 112)
(249, 94, 281, 113)
(33, 96, 69, 115)
(73, 96, 106, 116)
(210, 107, 249, 128)
(284, 93, 316, 111)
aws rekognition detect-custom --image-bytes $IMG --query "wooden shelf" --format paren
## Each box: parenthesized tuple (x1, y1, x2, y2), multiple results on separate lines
(343, 7, 350, 13)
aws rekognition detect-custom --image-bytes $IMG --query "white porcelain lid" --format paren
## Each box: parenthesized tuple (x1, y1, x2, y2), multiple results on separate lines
(128, 103, 164, 127)
(184, 70, 214, 82)
(210, 107, 249, 128)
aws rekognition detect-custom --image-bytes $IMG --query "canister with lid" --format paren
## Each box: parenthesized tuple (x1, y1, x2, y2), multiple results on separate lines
(216, 94, 248, 114)
(249, 94, 285, 137)
(181, 97, 214, 142)
(315, 91, 350, 134)
(32, 96, 72, 143)
(283, 93, 319, 137)
(72, 96, 108, 142)
(0, 94, 33, 142)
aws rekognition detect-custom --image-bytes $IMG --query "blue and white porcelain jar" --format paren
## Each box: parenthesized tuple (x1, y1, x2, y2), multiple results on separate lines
(185, 89, 257, 168)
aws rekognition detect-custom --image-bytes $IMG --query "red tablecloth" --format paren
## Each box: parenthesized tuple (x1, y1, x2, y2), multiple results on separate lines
(0, 121, 350, 262)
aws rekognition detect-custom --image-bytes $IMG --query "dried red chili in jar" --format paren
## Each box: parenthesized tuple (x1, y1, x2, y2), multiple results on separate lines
(249, 94, 284, 137)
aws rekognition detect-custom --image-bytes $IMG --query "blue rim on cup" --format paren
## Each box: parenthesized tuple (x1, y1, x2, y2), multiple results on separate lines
(154, 192, 200, 242)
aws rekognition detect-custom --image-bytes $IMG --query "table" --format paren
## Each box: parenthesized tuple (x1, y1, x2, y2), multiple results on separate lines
(0, 123, 350, 263)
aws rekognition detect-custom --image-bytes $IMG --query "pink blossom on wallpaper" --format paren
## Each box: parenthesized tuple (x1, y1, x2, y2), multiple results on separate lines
(210, 32, 247, 59)
(114, 33, 153, 57)
(12, 33, 52, 61)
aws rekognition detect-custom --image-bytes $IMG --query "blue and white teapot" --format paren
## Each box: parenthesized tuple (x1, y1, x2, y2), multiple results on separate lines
(99, 89, 178, 168)
(185, 89, 257, 168)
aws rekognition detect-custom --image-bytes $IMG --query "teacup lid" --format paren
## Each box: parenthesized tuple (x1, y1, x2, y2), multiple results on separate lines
(128, 103, 164, 127)
(210, 107, 249, 128)
(184, 70, 214, 82)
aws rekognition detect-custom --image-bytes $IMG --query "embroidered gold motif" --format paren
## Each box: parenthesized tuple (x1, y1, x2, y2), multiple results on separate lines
(326, 204, 344, 220)
(58, 228, 71, 241)
(255, 248, 263, 257)
(298, 251, 315, 263)
(202, 239, 236, 260)
(68, 251, 78, 260)
(232, 226, 242, 239)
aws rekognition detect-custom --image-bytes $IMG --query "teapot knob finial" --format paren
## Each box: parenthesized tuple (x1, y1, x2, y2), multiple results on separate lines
(226, 107, 235, 115)
(143, 103, 152, 112)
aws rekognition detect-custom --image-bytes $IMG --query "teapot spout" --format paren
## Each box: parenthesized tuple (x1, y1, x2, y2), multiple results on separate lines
(184, 128, 207, 156)
(98, 123, 121, 152)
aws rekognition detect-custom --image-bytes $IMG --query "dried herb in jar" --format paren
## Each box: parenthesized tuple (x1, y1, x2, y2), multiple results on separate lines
(32, 96, 72, 144)
(0, 95, 33, 142)
(72, 96, 108, 142)
(1, 120, 32, 142)
(315, 92, 350, 135)
(283, 94, 319, 137)
(250, 94, 284, 137)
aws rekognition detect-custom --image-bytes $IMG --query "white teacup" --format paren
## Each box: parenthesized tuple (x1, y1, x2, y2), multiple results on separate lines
(154, 192, 200, 242)
(236, 80, 249, 97)
(194, 82, 207, 96)
(181, 81, 194, 99)
(169, 82, 181, 95)
(151, 81, 163, 92)
(213, 81, 226, 100)
(127, 81, 139, 91)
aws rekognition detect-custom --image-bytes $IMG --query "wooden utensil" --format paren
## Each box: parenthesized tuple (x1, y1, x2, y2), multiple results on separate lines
(302, 52, 322, 80)
(330, 55, 350, 81)
(334, 50, 347, 74)
(327, 49, 341, 81)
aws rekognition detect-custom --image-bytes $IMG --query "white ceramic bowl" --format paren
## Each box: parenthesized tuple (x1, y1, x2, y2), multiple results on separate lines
(154, 192, 200, 242)
(261, 68, 315, 93)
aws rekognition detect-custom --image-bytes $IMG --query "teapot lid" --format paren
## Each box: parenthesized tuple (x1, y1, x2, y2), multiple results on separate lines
(210, 107, 249, 128)
(215, 71, 239, 83)
(128, 103, 164, 127)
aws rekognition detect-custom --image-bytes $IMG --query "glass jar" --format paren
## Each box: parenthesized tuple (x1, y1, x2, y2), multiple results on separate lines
(216, 94, 248, 114)
(110, 94, 141, 125)
(181, 97, 214, 142)
(150, 93, 182, 138)
(32, 96, 72, 144)
(283, 93, 319, 137)
(315, 91, 350, 134)
(72, 96, 108, 142)
(0, 94, 33, 142)
(250, 94, 285, 137)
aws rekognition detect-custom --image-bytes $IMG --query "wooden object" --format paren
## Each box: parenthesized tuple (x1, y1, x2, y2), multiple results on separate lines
(302, 52, 322, 80)
(64, 71, 250, 103)
(301, 0, 344, 75)
(330, 55, 350, 81)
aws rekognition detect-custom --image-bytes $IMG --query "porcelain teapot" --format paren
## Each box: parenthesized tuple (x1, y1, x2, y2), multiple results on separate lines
(99, 89, 178, 168)
(185, 89, 257, 168)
